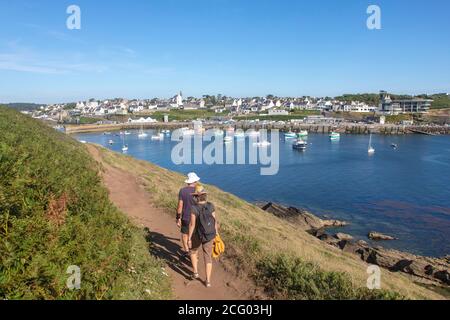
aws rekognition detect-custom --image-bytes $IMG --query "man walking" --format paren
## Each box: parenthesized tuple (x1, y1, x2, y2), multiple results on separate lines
(176, 172, 200, 258)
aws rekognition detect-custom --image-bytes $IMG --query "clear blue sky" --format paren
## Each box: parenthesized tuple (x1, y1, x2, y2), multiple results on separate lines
(0, 0, 449, 103)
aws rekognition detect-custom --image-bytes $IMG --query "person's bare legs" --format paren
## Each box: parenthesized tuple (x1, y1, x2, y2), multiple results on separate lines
(181, 233, 189, 253)
(205, 262, 212, 284)
(190, 250, 199, 276)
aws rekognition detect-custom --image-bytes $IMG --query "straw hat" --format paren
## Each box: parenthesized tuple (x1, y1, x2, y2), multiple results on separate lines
(191, 184, 207, 196)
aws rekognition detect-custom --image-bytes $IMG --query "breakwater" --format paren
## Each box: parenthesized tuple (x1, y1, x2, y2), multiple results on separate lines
(65, 122, 450, 135)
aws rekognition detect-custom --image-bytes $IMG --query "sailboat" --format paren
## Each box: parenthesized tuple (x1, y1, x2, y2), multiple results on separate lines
(138, 125, 148, 138)
(368, 133, 375, 154)
(121, 134, 128, 153)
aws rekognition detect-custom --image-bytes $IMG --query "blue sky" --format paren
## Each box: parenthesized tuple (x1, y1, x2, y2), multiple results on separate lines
(0, 0, 449, 103)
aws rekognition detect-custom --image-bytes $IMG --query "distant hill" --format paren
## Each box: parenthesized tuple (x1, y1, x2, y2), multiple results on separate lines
(3, 103, 43, 111)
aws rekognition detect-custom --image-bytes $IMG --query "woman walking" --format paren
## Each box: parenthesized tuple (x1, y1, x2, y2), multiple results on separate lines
(188, 184, 218, 288)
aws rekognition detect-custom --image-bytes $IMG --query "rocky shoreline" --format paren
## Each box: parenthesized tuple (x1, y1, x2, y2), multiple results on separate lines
(260, 202, 450, 287)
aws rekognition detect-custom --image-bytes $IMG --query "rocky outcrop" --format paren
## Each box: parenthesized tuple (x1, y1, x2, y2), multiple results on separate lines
(368, 231, 398, 241)
(335, 233, 354, 241)
(261, 202, 450, 287)
(320, 236, 449, 286)
(260, 202, 348, 231)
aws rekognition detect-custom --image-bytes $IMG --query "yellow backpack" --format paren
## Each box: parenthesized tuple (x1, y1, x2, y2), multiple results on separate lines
(212, 234, 225, 259)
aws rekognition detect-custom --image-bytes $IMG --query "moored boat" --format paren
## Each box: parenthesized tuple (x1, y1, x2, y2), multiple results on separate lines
(293, 139, 308, 151)
(284, 131, 297, 139)
(253, 141, 271, 147)
(329, 132, 340, 141)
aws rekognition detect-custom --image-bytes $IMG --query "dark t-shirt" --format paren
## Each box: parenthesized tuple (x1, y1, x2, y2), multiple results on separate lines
(178, 186, 196, 221)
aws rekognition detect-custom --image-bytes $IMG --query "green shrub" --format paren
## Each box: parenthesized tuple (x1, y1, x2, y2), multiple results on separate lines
(0, 106, 171, 299)
(255, 254, 405, 300)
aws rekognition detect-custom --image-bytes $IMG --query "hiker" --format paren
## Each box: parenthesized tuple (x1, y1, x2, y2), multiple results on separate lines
(176, 172, 201, 258)
(188, 184, 218, 288)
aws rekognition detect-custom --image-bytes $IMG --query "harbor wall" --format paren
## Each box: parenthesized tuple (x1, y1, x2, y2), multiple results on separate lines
(65, 122, 450, 135)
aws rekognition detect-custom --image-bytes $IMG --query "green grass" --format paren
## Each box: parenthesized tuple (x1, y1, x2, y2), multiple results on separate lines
(78, 116, 103, 125)
(145, 109, 222, 121)
(256, 255, 404, 300)
(234, 110, 320, 122)
(385, 114, 413, 124)
(0, 106, 171, 299)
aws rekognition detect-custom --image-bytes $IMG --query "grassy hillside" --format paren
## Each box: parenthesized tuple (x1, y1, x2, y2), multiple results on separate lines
(96, 146, 446, 300)
(0, 106, 171, 299)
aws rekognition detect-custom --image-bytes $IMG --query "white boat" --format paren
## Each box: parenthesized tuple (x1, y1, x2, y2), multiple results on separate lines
(293, 139, 308, 151)
(224, 136, 233, 143)
(121, 134, 128, 152)
(234, 131, 245, 139)
(79, 140, 87, 144)
(329, 132, 340, 141)
(181, 128, 195, 136)
(284, 132, 297, 139)
(368, 134, 375, 154)
(138, 125, 148, 138)
(253, 141, 271, 147)
(151, 133, 165, 141)
(108, 139, 114, 145)
(161, 129, 171, 135)
(297, 130, 308, 138)
(246, 130, 260, 137)
(124, 131, 131, 135)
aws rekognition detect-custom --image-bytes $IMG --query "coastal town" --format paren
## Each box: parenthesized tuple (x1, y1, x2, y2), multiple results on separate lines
(15, 90, 450, 135)
(24, 90, 446, 118)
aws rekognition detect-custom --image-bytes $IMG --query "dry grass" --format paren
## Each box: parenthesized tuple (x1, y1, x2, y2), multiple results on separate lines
(93, 144, 445, 300)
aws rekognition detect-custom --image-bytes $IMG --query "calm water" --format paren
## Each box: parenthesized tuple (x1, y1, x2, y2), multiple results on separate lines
(74, 130, 450, 257)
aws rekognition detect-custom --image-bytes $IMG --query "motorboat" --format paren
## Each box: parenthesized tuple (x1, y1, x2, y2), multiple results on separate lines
(151, 133, 165, 141)
(293, 139, 307, 151)
(253, 141, 271, 147)
(329, 132, 340, 141)
(297, 130, 308, 138)
(284, 131, 297, 139)
(368, 134, 375, 154)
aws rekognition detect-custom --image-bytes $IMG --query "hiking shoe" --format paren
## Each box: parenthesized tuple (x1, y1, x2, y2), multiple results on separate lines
(191, 273, 200, 280)
(205, 282, 211, 288)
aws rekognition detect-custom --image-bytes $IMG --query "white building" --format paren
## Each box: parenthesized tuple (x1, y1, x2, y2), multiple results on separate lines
(176, 91, 183, 107)
(268, 109, 289, 116)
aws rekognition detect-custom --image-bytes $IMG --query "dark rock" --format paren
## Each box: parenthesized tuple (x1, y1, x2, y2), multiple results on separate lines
(260, 202, 347, 231)
(368, 231, 398, 241)
(335, 233, 353, 241)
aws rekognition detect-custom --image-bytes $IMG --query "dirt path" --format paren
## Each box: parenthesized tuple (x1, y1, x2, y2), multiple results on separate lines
(87, 145, 254, 300)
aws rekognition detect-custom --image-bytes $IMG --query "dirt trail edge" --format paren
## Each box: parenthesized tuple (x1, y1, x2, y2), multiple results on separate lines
(87, 145, 257, 300)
